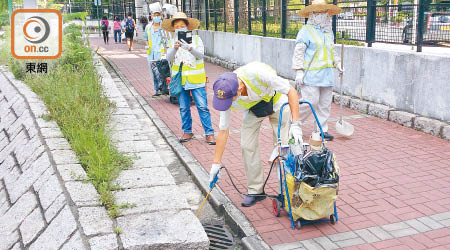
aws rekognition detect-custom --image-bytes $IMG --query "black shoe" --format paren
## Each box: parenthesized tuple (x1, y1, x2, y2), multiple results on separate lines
(152, 91, 161, 98)
(241, 194, 266, 207)
(323, 132, 334, 141)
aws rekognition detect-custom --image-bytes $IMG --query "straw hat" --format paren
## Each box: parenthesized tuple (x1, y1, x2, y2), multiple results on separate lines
(298, 0, 341, 18)
(162, 12, 200, 32)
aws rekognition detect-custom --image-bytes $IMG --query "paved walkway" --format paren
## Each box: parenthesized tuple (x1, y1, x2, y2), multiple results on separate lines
(90, 37, 450, 249)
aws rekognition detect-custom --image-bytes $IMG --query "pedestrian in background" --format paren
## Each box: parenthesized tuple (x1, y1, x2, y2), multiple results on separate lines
(124, 12, 137, 51)
(163, 12, 216, 145)
(292, 0, 343, 141)
(100, 16, 109, 44)
(145, 3, 165, 97)
(113, 17, 122, 43)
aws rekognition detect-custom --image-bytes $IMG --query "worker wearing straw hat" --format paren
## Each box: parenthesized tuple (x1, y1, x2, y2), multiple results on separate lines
(162, 12, 216, 145)
(292, 0, 343, 141)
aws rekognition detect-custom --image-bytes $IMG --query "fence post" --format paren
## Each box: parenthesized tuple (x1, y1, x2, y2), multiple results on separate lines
(305, 0, 309, 24)
(416, 0, 425, 52)
(214, 0, 218, 31)
(248, 0, 252, 34)
(332, 0, 337, 43)
(224, 0, 227, 32)
(182, 0, 186, 12)
(234, 0, 239, 32)
(366, 0, 376, 47)
(262, 0, 267, 36)
(281, 0, 287, 38)
(205, 0, 210, 30)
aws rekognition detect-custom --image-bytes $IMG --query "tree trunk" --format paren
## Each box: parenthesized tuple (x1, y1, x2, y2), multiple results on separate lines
(226, 0, 234, 26)
(239, 0, 248, 29)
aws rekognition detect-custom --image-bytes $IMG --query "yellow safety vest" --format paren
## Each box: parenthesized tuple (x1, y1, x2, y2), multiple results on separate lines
(304, 25, 334, 71)
(231, 62, 282, 110)
(146, 25, 165, 55)
(170, 35, 207, 85)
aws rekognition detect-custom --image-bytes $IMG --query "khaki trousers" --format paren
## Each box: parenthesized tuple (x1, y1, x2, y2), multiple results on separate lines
(241, 107, 290, 194)
(299, 85, 333, 132)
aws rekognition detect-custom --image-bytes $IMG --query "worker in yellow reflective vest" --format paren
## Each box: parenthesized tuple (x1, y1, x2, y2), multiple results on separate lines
(292, 0, 343, 141)
(210, 62, 304, 207)
(163, 12, 216, 145)
(145, 3, 166, 97)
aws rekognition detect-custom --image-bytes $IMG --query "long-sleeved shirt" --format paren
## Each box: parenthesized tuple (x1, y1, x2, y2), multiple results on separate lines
(166, 34, 206, 90)
(145, 24, 163, 61)
(294, 25, 339, 87)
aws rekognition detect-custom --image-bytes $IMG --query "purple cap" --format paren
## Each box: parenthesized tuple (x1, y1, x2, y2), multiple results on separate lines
(212, 72, 239, 111)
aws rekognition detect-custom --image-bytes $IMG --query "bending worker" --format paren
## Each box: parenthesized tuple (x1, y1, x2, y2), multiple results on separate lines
(209, 62, 304, 207)
(292, 0, 343, 141)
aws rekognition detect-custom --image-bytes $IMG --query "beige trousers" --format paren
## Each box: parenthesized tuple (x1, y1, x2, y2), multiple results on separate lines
(241, 106, 290, 194)
(299, 85, 333, 132)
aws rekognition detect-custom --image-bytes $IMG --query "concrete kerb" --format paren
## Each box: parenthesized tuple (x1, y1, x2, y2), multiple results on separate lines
(204, 55, 450, 141)
(99, 55, 266, 249)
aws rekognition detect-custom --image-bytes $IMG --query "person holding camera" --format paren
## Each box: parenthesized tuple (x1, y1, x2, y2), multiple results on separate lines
(162, 12, 216, 145)
(145, 3, 165, 97)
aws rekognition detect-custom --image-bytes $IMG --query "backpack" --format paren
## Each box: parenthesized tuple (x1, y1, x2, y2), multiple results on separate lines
(101, 21, 107, 31)
(125, 18, 134, 33)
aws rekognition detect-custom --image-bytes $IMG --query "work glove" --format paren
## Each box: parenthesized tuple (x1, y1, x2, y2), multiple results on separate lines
(269, 147, 279, 163)
(209, 163, 222, 189)
(144, 45, 149, 50)
(179, 39, 192, 51)
(295, 70, 305, 88)
(289, 121, 304, 146)
(335, 64, 344, 74)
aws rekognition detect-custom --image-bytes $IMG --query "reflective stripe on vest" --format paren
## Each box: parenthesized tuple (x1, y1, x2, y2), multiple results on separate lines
(147, 25, 165, 55)
(231, 63, 283, 110)
(303, 25, 334, 71)
(170, 35, 207, 84)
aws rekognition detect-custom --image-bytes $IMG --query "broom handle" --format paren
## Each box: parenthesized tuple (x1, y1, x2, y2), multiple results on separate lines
(339, 32, 345, 123)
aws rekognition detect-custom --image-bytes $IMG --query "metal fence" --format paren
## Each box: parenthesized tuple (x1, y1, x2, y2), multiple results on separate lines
(177, 0, 450, 51)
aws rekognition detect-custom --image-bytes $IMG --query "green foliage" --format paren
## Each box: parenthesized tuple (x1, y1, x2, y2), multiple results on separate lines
(0, 13, 9, 28)
(63, 12, 88, 25)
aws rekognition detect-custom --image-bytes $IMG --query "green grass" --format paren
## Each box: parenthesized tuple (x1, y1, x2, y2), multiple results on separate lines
(0, 24, 132, 218)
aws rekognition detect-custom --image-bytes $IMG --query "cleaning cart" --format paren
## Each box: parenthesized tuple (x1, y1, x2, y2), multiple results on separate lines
(272, 100, 339, 229)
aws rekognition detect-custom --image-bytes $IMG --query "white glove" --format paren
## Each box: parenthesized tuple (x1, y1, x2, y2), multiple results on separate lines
(209, 164, 222, 186)
(179, 39, 192, 51)
(295, 70, 304, 86)
(289, 121, 303, 146)
(336, 64, 344, 74)
(269, 147, 279, 162)
(144, 46, 149, 50)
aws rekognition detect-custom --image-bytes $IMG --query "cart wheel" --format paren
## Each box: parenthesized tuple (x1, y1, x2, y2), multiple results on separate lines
(330, 214, 336, 225)
(272, 199, 281, 217)
(295, 221, 302, 229)
(169, 96, 177, 104)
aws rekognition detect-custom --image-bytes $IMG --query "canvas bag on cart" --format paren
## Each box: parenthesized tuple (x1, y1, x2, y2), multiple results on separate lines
(284, 153, 340, 221)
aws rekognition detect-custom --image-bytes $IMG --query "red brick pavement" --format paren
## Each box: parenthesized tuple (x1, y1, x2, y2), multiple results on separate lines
(90, 37, 450, 247)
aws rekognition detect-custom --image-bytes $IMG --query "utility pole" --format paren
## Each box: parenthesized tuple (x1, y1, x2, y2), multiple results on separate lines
(95, 0, 101, 37)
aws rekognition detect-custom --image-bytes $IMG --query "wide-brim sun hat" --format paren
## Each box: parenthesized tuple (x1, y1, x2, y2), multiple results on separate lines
(298, 0, 341, 18)
(162, 12, 200, 32)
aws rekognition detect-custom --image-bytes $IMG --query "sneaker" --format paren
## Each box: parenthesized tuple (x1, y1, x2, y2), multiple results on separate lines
(205, 135, 216, 145)
(179, 133, 194, 143)
(323, 132, 334, 141)
(241, 194, 266, 207)
(152, 90, 161, 98)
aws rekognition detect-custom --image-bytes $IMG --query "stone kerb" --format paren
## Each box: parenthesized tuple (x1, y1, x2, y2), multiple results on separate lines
(0, 66, 118, 250)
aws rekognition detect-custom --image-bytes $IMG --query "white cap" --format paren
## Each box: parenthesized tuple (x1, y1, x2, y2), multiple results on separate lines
(149, 2, 163, 14)
(162, 4, 178, 16)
